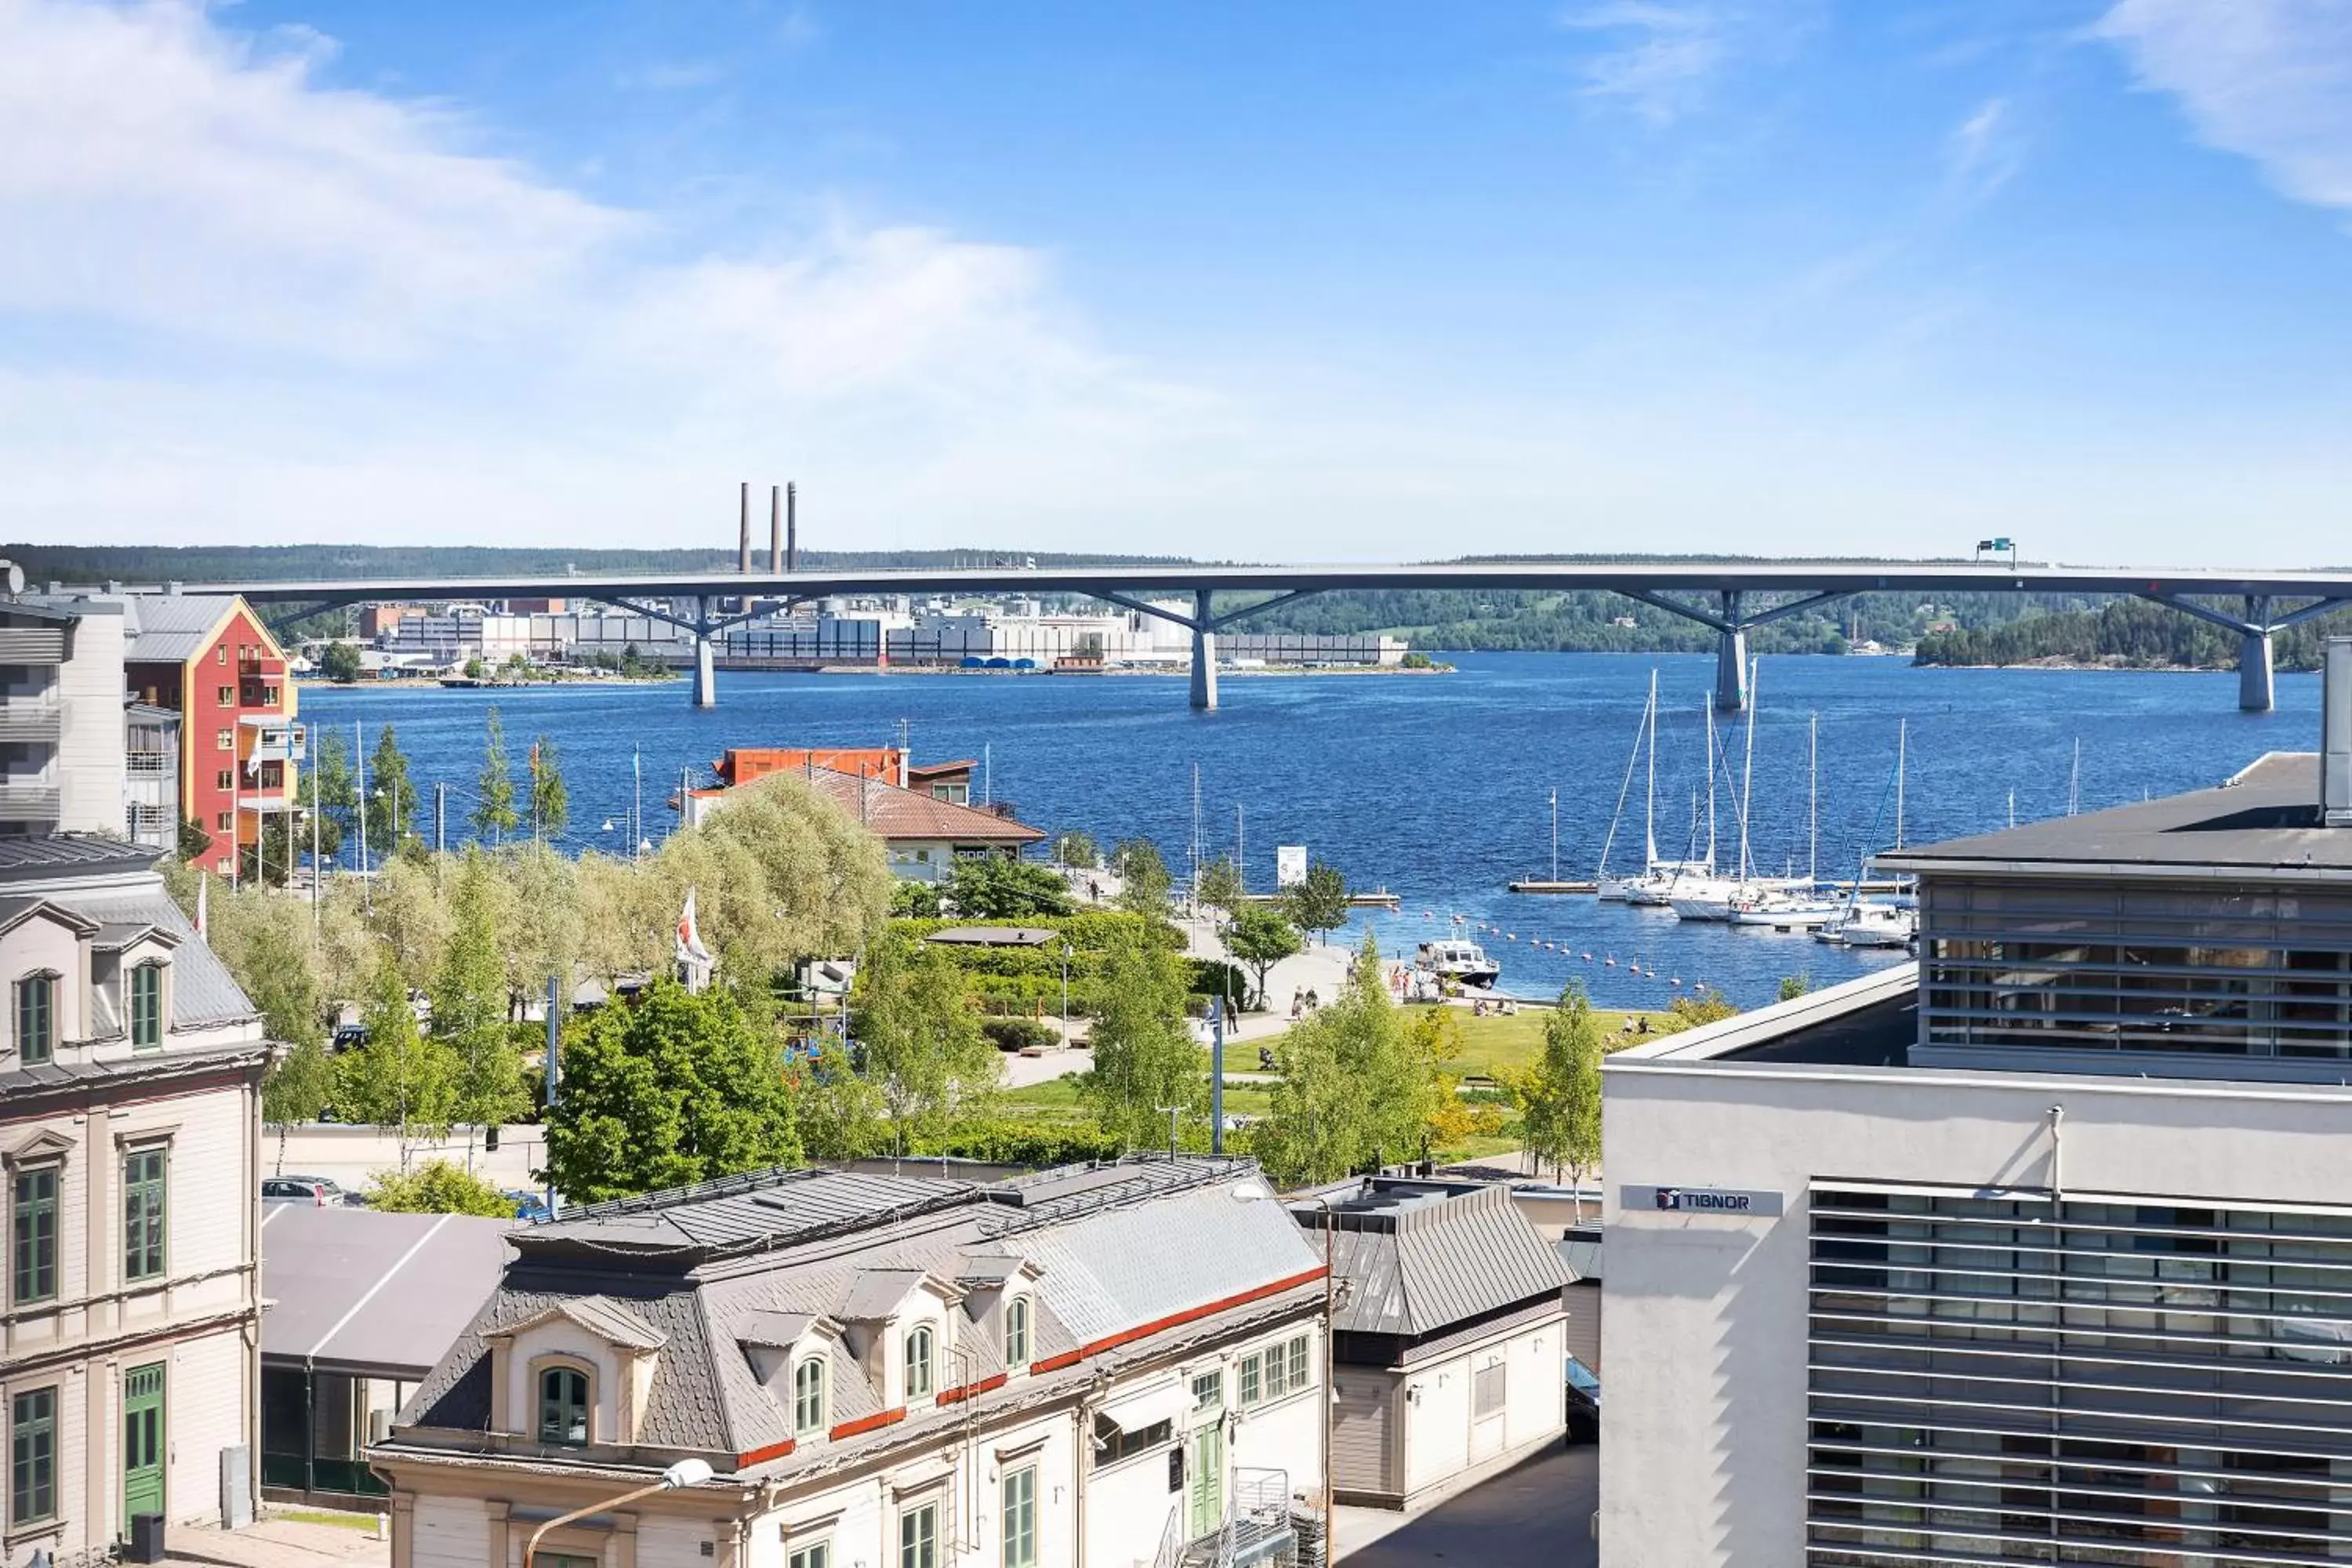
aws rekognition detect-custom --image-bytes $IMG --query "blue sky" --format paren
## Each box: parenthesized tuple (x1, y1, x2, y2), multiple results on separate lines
(2, 0, 2349, 563)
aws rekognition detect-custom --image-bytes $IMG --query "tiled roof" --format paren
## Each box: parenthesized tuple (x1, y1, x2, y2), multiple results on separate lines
(805, 768, 1045, 845)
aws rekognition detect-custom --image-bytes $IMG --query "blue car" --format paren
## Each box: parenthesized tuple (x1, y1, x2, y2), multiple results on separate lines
(505, 1189, 554, 1223)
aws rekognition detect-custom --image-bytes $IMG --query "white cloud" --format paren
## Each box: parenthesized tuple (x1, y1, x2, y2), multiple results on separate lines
(1943, 96, 2023, 203)
(2096, 0, 2352, 213)
(1559, 2, 1816, 126)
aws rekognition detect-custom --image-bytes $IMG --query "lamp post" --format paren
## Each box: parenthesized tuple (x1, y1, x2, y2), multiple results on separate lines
(1061, 941, 1073, 1031)
(523, 1457, 713, 1568)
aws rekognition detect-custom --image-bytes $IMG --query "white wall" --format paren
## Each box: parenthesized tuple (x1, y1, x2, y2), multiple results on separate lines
(1599, 1055, 2352, 1568)
(408, 1494, 489, 1568)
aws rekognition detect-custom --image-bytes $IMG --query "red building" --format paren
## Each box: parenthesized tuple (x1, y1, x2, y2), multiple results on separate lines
(123, 594, 301, 876)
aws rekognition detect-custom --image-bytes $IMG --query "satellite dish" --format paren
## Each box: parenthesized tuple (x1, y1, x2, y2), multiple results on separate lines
(3, 561, 23, 595)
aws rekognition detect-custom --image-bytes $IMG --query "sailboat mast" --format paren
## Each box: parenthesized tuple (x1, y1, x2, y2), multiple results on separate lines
(2068, 736, 2082, 817)
(1738, 659, 1758, 884)
(1809, 711, 1819, 885)
(1896, 719, 1908, 850)
(1643, 670, 1658, 870)
(1704, 702, 1717, 873)
(1551, 789, 1559, 883)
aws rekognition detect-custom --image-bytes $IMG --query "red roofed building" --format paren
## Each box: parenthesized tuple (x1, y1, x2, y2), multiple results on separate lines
(688, 760, 1038, 882)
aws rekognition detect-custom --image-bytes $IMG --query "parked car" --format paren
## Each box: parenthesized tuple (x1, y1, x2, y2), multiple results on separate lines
(1564, 1356, 1601, 1444)
(261, 1174, 362, 1207)
(504, 1189, 554, 1223)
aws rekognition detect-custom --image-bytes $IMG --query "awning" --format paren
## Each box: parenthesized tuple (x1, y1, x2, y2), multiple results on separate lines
(1099, 1381, 1190, 1435)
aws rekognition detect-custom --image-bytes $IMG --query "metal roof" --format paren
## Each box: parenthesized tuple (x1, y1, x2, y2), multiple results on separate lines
(120, 592, 239, 665)
(0, 835, 160, 874)
(1298, 1179, 1573, 1339)
(73, 887, 256, 1028)
(261, 1206, 515, 1378)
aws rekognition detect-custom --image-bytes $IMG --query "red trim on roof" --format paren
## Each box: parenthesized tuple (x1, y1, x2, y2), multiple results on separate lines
(829, 1407, 906, 1441)
(936, 1372, 1007, 1406)
(736, 1436, 797, 1467)
(1030, 1265, 1327, 1376)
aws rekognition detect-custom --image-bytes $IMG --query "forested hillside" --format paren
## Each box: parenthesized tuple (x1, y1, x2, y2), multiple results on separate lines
(1915, 598, 2352, 670)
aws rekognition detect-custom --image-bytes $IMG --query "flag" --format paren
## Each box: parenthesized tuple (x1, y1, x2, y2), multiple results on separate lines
(676, 887, 713, 967)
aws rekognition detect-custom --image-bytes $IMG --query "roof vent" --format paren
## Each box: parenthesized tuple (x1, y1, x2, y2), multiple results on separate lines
(2326, 638, 2352, 828)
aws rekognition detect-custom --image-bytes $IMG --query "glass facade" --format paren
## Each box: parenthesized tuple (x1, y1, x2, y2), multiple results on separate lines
(1807, 1184, 2352, 1566)
(1920, 880, 2352, 1067)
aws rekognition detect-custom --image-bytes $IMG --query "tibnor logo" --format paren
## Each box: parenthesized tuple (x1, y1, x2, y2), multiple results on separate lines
(1655, 1187, 1752, 1214)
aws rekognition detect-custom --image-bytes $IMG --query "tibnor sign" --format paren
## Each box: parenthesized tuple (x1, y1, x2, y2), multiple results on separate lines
(1621, 1185, 1784, 1218)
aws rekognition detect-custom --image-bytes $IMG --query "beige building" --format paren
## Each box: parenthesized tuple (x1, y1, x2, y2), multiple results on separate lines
(2, 833, 271, 1564)
(373, 1157, 1330, 1568)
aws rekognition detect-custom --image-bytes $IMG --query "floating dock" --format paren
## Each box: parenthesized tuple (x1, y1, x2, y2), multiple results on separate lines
(1240, 888, 1403, 910)
(1506, 878, 1600, 895)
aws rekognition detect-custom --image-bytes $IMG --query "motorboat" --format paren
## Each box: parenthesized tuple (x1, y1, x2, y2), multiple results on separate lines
(1837, 906, 1917, 949)
(1417, 938, 1501, 988)
(1726, 891, 1844, 930)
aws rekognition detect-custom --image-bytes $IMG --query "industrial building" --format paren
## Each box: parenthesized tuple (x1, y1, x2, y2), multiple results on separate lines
(1599, 640, 2352, 1568)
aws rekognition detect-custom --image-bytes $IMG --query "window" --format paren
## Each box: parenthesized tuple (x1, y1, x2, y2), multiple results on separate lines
(1003, 1466, 1036, 1568)
(10, 1387, 56, 1526)
(11, 1167, 58, 1305)
(130, 962, 163, 1048)
(1239, 1354, 1261, 1406)
(538, 1366, 590, 1446)
(1472, 1358, 1506, 1420)
(1240, 1336, 1312, 1406)
(1091, 1412, 1174, 1467)
(788, 1545, 830, 1568)
(898, 1500, 938, 1568)
(216, 685, 234, 706)
(1192, 1370, 1223, 1412)
(793, 1357, 827, 1435)
(15, 973, 54, 1066)
(1005, 1296, 1031, 1368)
(215, 768, 234, 792)
(905, 1326, 935, 1401)
(1286, 1336, 1309, 1394)
(122, 1146, 166, 1282)
(216, 727, 232, 751)
(262, 685, 279, 707)
(216, 811, 233, 832)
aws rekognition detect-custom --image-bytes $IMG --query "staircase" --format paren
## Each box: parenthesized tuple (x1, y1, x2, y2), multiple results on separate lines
(1171, 1468, 1317, 1568)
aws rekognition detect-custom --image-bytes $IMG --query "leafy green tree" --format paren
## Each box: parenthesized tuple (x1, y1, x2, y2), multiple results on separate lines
(263, 1038, 337, 1171)
(1112, 838, 1171, 918)
(792, 1039, 887, 1161)
(1408, 1007, 1479, 1156)
(1508, 983, 1606, 1184)
(336, 954, 459, 1172)
(367, 724, 421, 856)
(494, 841, 583, 1020)
(543, 977, 802, 1203)
(1777, 974, 1813, 1002)
(851, 938, 1000, 1156)
(301, 727, 356, 864)
(1197, 855, 1246, 915)
(367, 1160, 513, 1217)
(655, 772, 891, 982)
(472, 706, 519, 844)
(319, 641, 365, 683)
(1257, 934, 1417, 1185)
(1051, 830, 1099, 869)
(434, 851, 525, 1155)
(945, 857, 1074, 919)
(1655, 988, 1739, 1035)
(1282, 862, 1352, 947)
(529, 736, 569, 840)
(1224, 909, 1302, 1011)
(177, 816, 213, 865)
(1078, 935, 1201, 1150)
(891, 880, 944, 918)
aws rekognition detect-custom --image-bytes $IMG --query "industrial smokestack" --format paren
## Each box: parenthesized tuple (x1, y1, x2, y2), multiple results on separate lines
(769, 485, 783, 573)
(786, 482, 798, 572)
(738, 481, 751, 573)
(2325, 638, 2352, 827)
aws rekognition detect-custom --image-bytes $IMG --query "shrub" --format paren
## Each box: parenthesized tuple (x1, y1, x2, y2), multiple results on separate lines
(982, 1017, 1060, 1052)
(367, 1159, 513, 1217)
(912, 1117, 1122, 1165)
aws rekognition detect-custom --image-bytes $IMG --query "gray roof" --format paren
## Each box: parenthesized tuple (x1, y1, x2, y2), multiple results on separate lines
(837, 1268, 940, 1321)
(73, 887, 256, 1028)
(261, 1205, 516, 1378)
(526, 1167, 971, 1261)
(1297, 1178, 1573, 1339)
(121, 592, 241, 665)
(2, 1039, 266, 1100)
(1879, 752, 2352, 881)
(0, 835, 160, 875)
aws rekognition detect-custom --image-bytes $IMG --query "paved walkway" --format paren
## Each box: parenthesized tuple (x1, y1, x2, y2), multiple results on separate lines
(165, 1515, 389, 1567)
(1337, 1441, 1598, 1566)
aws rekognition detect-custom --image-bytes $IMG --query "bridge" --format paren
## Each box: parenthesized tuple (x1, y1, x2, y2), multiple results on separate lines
(187, 560, 2352, 714)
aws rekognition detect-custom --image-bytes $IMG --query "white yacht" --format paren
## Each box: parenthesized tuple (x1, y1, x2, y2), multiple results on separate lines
(1416, 937, 1501, 988)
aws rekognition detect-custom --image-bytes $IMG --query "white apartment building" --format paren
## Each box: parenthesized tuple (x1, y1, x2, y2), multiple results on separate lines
(2, 834, 271, 1564)
(1600, 642, 2352, 1568)
(0, 597, 127, 840)
(372, 1158, 1330, 1568)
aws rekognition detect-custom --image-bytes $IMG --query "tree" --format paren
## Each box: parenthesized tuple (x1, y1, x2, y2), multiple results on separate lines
(1224, 909, 1302, 1011)
(851, 937, 1000, 1156)
(1655, 988, 1739, 1035)
(891, 880, 944, 918)
(263, 1038, 337, 1172)
(654, 772, 891, 982)
(1078, 934, 1201, 1151)
(336, 954, 459, 1171)
(792, 1038, 887, 1161)
(472, 706, 519, 843)
(178, 816, 213, 864)
(1508, 982, 1605, 1185)
(945, 857, 1074, 920)
(367, 1160, 512, 1217)
(1112, 838, 1171, 918)
(494, 841, 583, 1020)
(1406, 1005, 1478, 1157)
(1051, 830, 1099, 869)
(319, 641, 365, 683)
(1777, 974, 1813, 1002)
(367, 724, 420, 856)
(367, 855, 454, 990)
(1282, 862, 1352, 947)
(300, 727, 355, 865)
(434, 851, 525, 1156)
(543, 978, 801, 1203)
(1256, 933, 1417, 1185)
(1197, 855, 1246, 915)
(529, 736, 569, 840)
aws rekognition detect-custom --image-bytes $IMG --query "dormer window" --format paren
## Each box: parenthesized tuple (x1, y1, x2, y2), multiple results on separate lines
(129, 961, 163, 1049)
(14, 973, 54, 1065)
(905, 1326, 935, 1401)
(1005, 1295, 1031, 1368)
(793, 1357, 829, 1434)
(539, 1365, 590, 1445)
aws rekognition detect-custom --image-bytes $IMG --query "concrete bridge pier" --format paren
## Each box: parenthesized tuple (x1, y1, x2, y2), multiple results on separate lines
(692, 597, 718, 710)
(1714, 591, 1748, 713)
(2241, 594, 2274, 713)
(1189, 587, 1218, 712)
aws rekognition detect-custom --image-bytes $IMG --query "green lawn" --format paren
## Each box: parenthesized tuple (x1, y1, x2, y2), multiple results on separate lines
(1229, 1003, 1657, 1084)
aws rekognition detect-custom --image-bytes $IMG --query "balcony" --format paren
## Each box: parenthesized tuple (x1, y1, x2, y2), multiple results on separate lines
(238, 717, 307, 764)
(0, 705, 62, 745)
(0, 782, 62, 823)
(1163, 1470, 1313, 1568)
(0, 628, 65, 664)
(126, 752, 174, 776)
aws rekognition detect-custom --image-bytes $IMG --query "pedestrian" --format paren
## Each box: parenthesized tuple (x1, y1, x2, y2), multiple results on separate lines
(1305, 988, 1319, 1011)
(1290, 988, 1304, 1022)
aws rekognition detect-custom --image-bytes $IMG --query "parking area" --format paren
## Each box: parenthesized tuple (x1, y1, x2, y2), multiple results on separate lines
(1338, 1441, 1598, 1568)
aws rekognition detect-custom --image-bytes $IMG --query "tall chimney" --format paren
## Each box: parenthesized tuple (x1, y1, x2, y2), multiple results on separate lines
(786, 482, 798, 572)
(2325, 637, 2352, 826)
(769, 485, 783, 573)
(738, 481, 751, 573)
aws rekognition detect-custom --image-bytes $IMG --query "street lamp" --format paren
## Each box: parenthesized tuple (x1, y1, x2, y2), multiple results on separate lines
(523, 1457, 713, 1568)
(1060, 941, 1074, 1032)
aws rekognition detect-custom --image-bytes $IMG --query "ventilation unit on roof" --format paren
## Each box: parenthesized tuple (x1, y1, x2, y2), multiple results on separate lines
(2327, 638, 2352, 829)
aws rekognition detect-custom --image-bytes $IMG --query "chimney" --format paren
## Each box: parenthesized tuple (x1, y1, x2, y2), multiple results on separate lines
(786, 482, 798, 572)
(738, 481, 751, 573)
(2325, 637, 2352, 826)
(769, 485, 783, 573)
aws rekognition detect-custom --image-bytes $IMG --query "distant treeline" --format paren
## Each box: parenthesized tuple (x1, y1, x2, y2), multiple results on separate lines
(1915, 599, 2352, 670)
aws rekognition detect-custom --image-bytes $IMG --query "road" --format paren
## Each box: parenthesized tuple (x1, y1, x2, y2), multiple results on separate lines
(1338, 1442, 1598, 1568)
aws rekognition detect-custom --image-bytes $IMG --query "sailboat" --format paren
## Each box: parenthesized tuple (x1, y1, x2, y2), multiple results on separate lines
(1596, 673, 1657, 900)
(1821, 719, 1918, 948)
(1727, 713, 1844, 929)
(1674, 662, 1810, 921)
(1627, 697, 1720, 906)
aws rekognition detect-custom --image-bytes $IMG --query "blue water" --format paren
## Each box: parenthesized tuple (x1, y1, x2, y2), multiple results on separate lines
(302, 654, 2326, 1010)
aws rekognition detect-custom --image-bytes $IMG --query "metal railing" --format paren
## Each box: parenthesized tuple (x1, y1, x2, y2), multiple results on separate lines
(0, 782, 61, 823)
(1177, 1468, 1305, 1568)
